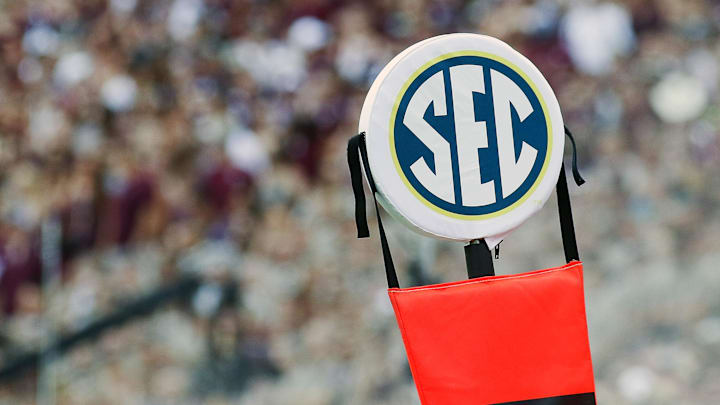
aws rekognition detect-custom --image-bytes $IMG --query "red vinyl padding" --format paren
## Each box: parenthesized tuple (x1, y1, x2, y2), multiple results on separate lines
(388, 261, 595, 404)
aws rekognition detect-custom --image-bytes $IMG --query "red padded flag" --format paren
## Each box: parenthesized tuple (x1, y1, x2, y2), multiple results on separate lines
(389, 261, 595, 404)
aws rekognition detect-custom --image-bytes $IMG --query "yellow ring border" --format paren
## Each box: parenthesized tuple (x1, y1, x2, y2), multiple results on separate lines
(389, 50, 554, 220)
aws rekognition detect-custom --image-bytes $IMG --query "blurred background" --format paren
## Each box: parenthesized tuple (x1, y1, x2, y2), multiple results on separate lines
(0, 0, 719, 404)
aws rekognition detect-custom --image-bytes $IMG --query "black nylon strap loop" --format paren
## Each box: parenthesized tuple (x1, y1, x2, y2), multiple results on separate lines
(557, 126, 584, 263)
(564, 126, 585, 186)
(347, 133, 399, 288)
(347, 136, 369, 238)
(557, 163, 580, 262)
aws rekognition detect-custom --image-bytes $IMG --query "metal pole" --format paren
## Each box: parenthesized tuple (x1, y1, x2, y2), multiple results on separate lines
(464, 239, 495, 279)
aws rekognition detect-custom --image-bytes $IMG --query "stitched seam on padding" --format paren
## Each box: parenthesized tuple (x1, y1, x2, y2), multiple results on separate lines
(391, 262, 583, 293)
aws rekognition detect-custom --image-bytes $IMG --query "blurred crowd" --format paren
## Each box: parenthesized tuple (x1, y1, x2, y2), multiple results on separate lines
(0, 0, 719, 404)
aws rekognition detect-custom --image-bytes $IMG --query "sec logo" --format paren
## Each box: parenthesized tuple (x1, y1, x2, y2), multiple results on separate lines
(392, 53, 550, 217)
(359, 34, 564, 243)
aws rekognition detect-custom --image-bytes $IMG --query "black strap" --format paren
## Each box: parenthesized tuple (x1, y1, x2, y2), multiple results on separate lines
(557, 163, 579, 262)
(348, 135, 370, 238)
(348, 129, 584, 288)
(558, 127, 583, 262)
(347, 134, 399, 288)
(565, 126, 585, 186)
